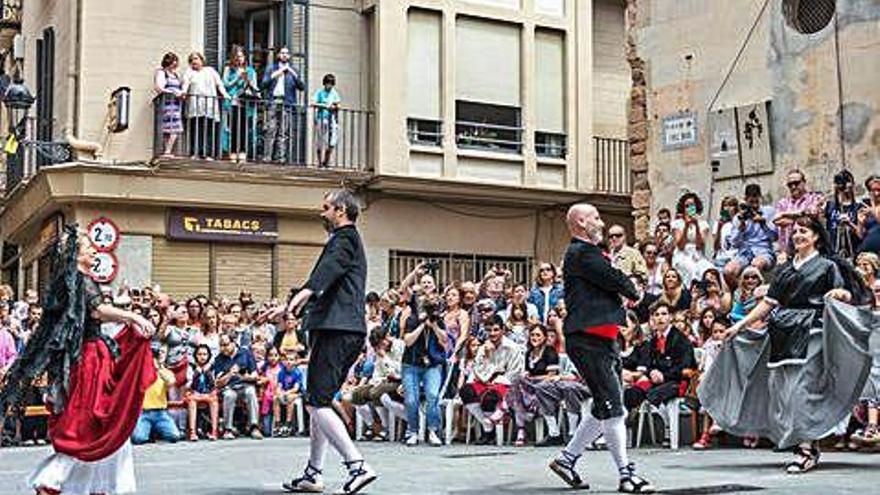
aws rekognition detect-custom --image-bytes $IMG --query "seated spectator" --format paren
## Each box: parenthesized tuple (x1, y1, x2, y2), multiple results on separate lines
(471, 298, 498, 342)
(194, 306, 221, 359)
(259, 346, 283, 436)
(621, 312, 652, 411)
(507, 324, 559, 446)
(377, 289, 403, 339)
(132, 345, 181, 444)
(671, 191, 714, 286)
(692, 308, 718, 348)
(773, 169, 825, 261)
(528, 262, 565, 325)
(185, 344, 219, 441)
(478, 268, 509, 311)
(856, 252, 879, 288)
(693, 316, 728, 449)
(656, 267, 692, 314)
(531, 348, 591, 447)
(641, 242, 666, 297)
(400, 292, 447, 446)
(729, 267, 764, 324)
(654, 221, 675, 264)
(712, 196, 739, 269)
(625, 302, 696, 412)
(345, 328, 404, 441)
(504, 302, 530, 347)
(273, 312, 307, 364)
(609, 224, 648, 279)
(273, 353, 304, 436)
(546, 304, 567, 351)
(459, 315, 524, 445)
(857, 174, 880, 254)
(690, 269, 732, 319)
(213, 333, 263, 439)
(723, 184, 777, 286)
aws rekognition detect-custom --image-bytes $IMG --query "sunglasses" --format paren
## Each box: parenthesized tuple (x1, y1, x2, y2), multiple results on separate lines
(609, 233, 624, 239)
(539, 267, 553, 272)
(644, 250, 657, 256)
(743, 274, 759, 279)
(786, 180, 803, 189)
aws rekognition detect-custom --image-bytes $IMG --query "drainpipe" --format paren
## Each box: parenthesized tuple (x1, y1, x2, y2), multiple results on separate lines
(70, 0, 83, 137)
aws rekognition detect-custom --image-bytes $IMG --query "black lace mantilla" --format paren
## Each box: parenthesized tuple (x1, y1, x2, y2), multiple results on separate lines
(0, 225, 116, 420)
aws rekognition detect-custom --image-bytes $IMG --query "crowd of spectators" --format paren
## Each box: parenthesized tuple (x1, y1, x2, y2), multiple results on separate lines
(1, 169, 879, 452)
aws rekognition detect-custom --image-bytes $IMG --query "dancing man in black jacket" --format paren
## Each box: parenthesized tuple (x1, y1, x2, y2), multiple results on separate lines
(549, 203, 655, 493)
(266, 189, 377, 494)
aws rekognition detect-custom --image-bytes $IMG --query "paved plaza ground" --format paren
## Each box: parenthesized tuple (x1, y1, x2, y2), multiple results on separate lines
(2, 438, 879, 494)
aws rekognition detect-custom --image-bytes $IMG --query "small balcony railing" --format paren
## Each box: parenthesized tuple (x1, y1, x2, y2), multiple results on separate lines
(152, 93, 372, 171)
(3, 117, 72, 195)
(594, 136, 631, 195)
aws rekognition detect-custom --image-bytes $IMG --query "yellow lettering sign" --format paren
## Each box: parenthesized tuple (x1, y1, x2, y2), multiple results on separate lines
(183, 217, 200, 232)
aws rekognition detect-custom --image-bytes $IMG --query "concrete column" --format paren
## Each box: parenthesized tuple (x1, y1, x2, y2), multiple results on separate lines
(375, 0, 410, 175)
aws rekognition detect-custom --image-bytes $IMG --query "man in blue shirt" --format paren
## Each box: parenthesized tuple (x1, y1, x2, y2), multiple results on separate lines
(723, 183, 777, 286)
(213, 333, 262, 439)
(261, 46, 306, 163)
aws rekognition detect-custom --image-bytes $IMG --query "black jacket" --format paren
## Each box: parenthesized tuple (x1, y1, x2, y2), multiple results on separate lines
(562, 238, 639, 336)
(302, 225, 367, 334)
(647, 327, 696, 383)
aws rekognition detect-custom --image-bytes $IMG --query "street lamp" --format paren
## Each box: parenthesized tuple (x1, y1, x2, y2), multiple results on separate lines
(3, 73, 34, 191)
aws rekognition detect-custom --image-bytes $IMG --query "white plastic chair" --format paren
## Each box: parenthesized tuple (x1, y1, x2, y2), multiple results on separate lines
(635, 397, 682, 450)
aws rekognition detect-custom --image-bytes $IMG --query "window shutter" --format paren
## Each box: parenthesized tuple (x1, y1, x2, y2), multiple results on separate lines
(204, 0, 223, 68)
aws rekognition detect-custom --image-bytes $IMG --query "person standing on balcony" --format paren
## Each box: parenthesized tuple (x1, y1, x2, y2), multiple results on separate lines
(154, 52, 184, 157)
(314, 73, 341, 168)
(222, 45, 259, 163)
(262, 46, 305, 163)
(181, 51, 230, 160)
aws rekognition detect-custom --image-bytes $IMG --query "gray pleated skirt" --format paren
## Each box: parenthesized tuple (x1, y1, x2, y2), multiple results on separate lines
(697, 298, 878, 449)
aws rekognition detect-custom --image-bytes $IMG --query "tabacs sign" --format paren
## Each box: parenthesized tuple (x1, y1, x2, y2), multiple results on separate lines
(167, 209, 278, 244)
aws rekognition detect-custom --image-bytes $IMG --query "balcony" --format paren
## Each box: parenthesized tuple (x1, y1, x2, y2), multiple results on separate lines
(594, 136, 631, 195)
(2, 117, 72, 195)
(152, 94, 373, 171)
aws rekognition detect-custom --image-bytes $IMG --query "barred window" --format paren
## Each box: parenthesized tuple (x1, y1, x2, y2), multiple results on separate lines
(388, 250, 534, 290)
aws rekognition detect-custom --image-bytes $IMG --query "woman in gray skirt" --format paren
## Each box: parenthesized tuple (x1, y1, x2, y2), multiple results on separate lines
(699, 215, 877, 474)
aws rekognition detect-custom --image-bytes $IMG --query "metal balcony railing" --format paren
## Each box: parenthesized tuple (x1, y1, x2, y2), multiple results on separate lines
(594, 136, 632, 195)
(3, 116, 72, 195)
(152, 93, 373, 171)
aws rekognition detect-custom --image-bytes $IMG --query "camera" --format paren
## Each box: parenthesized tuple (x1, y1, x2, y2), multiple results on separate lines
(423, 259, 440, 272)
(739, 203, 757, 219)
(418, 294, 442, 323)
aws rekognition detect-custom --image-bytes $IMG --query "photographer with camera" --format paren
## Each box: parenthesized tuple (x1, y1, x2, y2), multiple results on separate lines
(824, 169, 862, 260)
(723, 184, 777, 287)
(399, 290, 448, 446)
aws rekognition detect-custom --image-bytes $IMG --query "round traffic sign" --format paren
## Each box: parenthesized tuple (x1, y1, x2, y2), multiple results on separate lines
(89, 251, 119, 283)
(86, 217, 121, 252)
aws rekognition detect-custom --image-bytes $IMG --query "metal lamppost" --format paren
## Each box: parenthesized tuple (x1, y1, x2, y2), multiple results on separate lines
(3, 73, 34, 191)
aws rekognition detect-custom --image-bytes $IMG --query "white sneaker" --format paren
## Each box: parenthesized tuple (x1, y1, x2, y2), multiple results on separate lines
(338, 460, 377, 494)
(427, 430, 443, 446)
(405, 433, 419, 446)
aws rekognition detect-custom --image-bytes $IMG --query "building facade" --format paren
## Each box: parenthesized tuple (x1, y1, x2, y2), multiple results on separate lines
(627, 0, 880, 238)
(1, 0, 633, 301)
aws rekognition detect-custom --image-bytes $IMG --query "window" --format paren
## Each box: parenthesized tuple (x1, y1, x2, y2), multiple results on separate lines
(535, 30, 566, 158)
(407, 9, 443, 146)
(389, 250, 534, 290)
(783, 0, 836, 34)
(455, 101, 522, 153)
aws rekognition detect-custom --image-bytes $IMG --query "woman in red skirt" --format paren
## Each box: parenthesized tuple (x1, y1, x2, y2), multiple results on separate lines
(0, 227, 157, 494)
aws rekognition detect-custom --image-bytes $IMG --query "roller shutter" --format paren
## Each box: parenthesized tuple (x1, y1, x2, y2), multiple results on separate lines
(152, 238, 210, 299)
(214, 244, 273, 302)
(276, 244, 323, 299)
